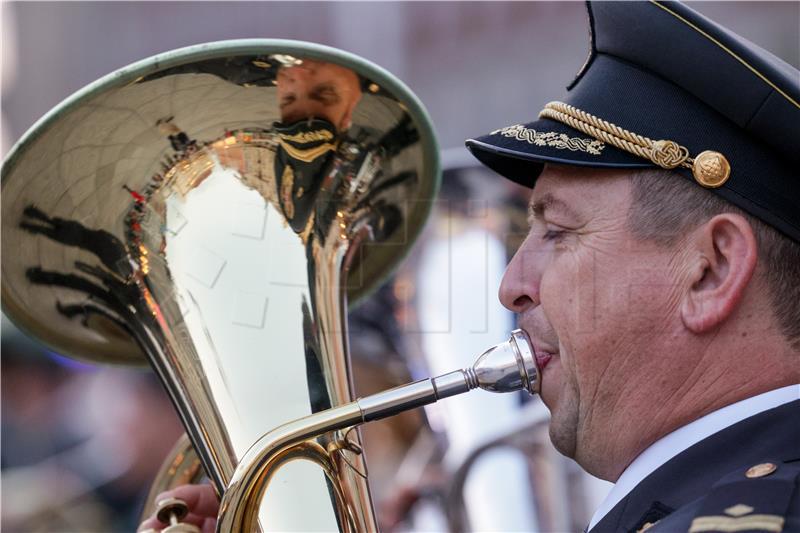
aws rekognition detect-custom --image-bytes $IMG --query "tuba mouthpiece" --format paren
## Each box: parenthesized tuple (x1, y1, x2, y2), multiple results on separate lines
(470, 328, 540, 395)
(362, 329, 541, 422)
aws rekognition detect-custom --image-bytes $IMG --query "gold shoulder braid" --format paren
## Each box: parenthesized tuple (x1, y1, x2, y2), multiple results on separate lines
(539, 101, 731, 187)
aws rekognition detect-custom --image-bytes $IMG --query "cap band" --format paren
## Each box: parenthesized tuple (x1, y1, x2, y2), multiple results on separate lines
(539, 101, 731, 187)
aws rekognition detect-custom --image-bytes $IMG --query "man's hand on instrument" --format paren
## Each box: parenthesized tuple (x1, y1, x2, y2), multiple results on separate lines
(137, 483, 219, 533)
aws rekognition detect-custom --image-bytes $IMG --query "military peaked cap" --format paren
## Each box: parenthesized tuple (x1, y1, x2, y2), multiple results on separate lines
(466, 1, 800, 242)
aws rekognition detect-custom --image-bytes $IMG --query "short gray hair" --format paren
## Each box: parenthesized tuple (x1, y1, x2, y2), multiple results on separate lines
(627, 169, 800, 350)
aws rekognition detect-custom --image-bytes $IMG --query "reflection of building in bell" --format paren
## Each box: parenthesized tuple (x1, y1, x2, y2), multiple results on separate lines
(211, 130, 278, 205)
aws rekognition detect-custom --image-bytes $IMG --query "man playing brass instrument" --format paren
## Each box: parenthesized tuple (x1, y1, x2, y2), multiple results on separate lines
(140, 2, 800, 532)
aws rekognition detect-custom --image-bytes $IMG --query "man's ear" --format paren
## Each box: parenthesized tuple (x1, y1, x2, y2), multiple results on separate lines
(680, 213, 758, 333)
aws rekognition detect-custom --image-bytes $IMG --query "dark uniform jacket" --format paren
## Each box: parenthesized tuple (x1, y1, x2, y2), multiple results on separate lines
(590, 399, 800, 532)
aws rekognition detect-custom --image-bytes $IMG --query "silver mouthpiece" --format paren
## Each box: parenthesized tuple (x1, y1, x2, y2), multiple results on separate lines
(471, 328, 540, 395)
(430, 328, 539, 398)
(358, 329, 540, 422)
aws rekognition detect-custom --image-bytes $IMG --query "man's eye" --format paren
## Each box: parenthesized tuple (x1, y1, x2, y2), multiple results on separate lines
(542, 229, 565, 241)
(312, 88, 339, 105)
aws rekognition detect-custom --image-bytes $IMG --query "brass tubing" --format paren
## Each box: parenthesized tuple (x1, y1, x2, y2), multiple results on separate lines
(218, 402, 365, 533)
(217, 329, 539, 532)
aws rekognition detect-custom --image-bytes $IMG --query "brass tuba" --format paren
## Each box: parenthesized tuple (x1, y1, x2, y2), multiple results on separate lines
(1, 40, 440, 532)
(2, 40, 542, 532)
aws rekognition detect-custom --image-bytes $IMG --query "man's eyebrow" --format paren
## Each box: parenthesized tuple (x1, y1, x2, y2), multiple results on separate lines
(527, 193, 579, 223)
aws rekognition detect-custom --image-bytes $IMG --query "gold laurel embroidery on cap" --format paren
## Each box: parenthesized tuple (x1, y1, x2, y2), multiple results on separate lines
(490, 124, 606, 155)
(688, 514, 785, 533)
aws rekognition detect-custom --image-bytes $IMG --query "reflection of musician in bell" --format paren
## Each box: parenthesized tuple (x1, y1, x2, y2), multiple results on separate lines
(274, 119, 338, 233)
(273, 60, 362, 233)
(276, 59, 362, 131)
(214, 59, 364, 235)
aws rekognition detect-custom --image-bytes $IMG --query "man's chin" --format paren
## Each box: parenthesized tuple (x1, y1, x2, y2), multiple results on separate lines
(548, 407, 579, 459)
(540, 359, 579, 458)
(549, 430, 577, 459)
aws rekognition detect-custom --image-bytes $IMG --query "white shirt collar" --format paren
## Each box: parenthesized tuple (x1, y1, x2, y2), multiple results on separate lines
(588, 384, 800, 531)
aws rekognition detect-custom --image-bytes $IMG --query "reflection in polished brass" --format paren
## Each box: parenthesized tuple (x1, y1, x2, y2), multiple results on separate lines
(2, 41, 439, 532)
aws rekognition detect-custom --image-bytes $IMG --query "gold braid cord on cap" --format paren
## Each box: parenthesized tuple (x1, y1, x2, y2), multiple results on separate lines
(539, 101, 731, 187)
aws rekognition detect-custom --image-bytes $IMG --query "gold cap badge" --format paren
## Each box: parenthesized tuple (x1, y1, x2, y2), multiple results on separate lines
(693, 150, 730, 188)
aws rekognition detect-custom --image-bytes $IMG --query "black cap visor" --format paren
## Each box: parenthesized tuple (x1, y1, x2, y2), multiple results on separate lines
(466, 116, 651, 188)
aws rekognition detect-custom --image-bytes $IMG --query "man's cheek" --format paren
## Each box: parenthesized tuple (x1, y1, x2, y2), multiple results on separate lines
(542, 252, 600, 335)
(539, 271, 564, 333)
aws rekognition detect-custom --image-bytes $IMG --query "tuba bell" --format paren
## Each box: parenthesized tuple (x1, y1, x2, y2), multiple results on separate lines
(1, 40, 440, 532)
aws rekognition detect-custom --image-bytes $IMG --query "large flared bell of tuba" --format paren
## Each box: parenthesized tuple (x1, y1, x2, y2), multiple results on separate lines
(1, 40, 439, 531)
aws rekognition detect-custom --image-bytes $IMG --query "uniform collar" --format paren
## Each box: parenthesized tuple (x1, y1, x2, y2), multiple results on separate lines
(589, 384, 800, 530)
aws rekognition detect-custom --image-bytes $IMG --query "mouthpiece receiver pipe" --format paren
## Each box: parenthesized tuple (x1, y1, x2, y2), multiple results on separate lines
(217, 329, 539, 533)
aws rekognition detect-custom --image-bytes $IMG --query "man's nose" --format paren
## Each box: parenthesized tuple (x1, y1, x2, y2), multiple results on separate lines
(499, 239, 541, 313)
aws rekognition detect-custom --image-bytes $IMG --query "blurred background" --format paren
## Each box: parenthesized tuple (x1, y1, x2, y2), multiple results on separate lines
(2, 2, 798, 532)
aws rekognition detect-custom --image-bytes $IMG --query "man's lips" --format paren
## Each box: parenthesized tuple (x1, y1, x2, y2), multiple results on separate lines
(535, 351, 554, 371)
(528, 337, 558, 372)
(517, 327, 558, 373)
